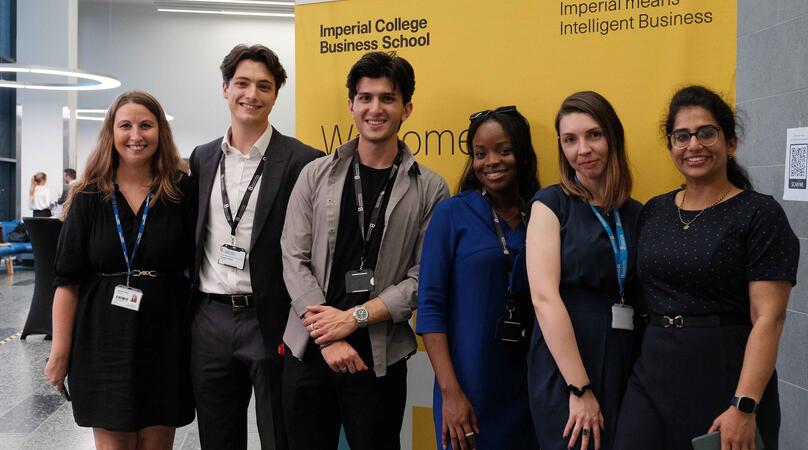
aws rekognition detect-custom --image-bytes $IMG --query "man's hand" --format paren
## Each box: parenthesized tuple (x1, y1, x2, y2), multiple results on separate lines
(320, 340, 368, 374)
(304, 305, 358, 344)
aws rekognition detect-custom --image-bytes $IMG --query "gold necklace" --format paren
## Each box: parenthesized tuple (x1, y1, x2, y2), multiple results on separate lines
(677, 186, 732, 230)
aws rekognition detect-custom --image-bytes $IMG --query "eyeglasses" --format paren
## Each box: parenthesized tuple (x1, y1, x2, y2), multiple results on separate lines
(469, 105, 517, 122)
(668, 125, 721, 149)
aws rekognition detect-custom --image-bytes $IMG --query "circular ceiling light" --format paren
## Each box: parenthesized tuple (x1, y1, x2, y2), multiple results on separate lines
(76, 108, 175, 122)
(0, 64, 121, 91)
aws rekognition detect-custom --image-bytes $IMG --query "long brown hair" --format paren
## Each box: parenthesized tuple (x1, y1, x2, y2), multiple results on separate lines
(63, 91, 183, 217)
(555, 91, 632, 211)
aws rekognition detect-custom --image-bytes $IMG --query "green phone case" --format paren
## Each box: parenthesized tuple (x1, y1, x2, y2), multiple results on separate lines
(691, 430, 765, 450)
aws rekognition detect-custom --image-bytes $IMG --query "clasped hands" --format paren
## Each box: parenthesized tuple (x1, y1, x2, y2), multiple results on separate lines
(303, 305, 368, 374)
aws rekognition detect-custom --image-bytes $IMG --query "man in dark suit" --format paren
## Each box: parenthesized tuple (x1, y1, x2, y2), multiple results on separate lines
(188, 44, 323, 450)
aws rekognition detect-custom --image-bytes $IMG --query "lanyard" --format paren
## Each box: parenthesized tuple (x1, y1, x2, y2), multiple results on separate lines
(352, 151, 402, 269)
(220, 150, 267, 243)
(111, 187, 151, 287)
(589, 205, 627, 301)
(484, 191, 526, 290)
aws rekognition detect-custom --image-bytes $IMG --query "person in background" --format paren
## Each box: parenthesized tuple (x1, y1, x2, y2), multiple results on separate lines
(58, 168, 77, 205)
(613, 86, 799, 450)
(526, 91, 643, 450)
(417, 106, 540, 450)
(29, 172, 53, 217)
(44, 90, 196, 449)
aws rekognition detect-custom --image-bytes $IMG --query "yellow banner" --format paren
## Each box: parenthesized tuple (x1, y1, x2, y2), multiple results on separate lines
(295, 0, 736, 201)
(295, 1, 736, 448)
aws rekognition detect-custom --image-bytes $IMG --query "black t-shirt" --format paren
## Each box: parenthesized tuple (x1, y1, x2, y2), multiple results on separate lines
(638, 189, 799, 316)
(325, 161, 394, 365)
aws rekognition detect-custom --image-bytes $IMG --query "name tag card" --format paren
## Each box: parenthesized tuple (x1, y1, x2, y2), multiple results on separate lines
(112, 285, 143, 311)
(345, 269, 375, 293)
(219, 244, 247, 270)
(612, 303, 634, 330)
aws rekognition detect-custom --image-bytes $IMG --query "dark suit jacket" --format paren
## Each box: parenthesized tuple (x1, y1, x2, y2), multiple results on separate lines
(189, 127, 324, 355)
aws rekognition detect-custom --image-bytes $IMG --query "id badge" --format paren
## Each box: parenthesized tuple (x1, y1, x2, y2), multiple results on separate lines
(111, 285, 143, 311)
(495, 319, 528, 344)
(219, 244, 247, 270)
(345, 269, 375, 293)
(611, 303, 634, 330)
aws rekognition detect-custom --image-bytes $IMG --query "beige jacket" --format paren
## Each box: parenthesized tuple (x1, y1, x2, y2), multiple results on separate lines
(281, 138, 449, 376)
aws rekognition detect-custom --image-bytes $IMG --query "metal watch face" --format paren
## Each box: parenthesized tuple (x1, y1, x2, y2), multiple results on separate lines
(354, 306, 369, 322)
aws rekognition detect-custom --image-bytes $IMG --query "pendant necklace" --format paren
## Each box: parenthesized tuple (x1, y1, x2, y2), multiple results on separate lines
(677, 186, 732, 231)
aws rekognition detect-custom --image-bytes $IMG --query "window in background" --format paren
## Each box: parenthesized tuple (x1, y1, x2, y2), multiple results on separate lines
(0, 0, 17, 221)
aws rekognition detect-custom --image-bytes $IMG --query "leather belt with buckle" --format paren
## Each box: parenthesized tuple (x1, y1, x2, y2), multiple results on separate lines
(649, 313, 749, 328)
(205, 293, 253, 309)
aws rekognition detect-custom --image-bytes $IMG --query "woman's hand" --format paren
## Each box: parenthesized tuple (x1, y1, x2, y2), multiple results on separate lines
(564, 391, 603, 450)
(44, 353, 69, 392)
(441, 386, 479, 450)
(708, 406, 757, 450)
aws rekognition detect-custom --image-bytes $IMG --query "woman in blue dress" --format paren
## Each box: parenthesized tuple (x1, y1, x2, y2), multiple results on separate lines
(417, 106, 540, 450)
(526, 91, 642, 450)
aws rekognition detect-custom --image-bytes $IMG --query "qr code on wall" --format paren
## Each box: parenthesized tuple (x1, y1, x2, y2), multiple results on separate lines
(789, 143, 807, 189)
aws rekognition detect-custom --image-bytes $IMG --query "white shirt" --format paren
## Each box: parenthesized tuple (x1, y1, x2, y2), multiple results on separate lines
(30, 185, 51, 210)
(198, 125, 273, 294)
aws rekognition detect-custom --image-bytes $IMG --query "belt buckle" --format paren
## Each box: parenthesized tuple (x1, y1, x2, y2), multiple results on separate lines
(663, 315, 684, 328)
(230, 294, 251, 309)
(131, 270, 157, 277)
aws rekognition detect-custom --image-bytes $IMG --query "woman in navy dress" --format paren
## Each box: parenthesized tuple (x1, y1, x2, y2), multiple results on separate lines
(526, 91, 642, 450)
(417, 106, 540, 450)
(44, 91, 195, 449)
(613, 86, 798, 450)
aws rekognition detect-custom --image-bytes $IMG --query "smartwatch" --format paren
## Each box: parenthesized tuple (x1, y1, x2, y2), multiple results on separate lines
(565, 383, 591, 398)
(353, 305, 369, 328)
(731, 395, 759, 414)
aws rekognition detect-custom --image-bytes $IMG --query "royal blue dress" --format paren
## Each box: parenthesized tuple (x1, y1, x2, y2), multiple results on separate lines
(416, 189, 537, 450)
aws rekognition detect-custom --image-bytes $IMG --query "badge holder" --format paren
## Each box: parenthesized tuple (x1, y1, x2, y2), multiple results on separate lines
(611, 296, 634, 330)
(111, 273, 143, 312)
(495, 303, 528, 344)
(219, 237, 247, 270)
(345, 259, 375, 294)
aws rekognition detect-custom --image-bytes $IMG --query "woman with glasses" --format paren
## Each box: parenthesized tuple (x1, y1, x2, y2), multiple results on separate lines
(417, 106, 540, 450)
(526, 91, 642, 450)
(613, 86, 798, 450)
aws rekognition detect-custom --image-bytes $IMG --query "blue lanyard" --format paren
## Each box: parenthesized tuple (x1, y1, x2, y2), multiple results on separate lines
(589, 205, 627, 301)
(111, 187, 151, 286)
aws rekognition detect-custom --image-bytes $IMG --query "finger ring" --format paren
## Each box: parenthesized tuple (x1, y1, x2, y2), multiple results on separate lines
(339, 367, 347, 373)
(582, 428, 590, 437)
(464, 431, 475, 437)
(308, 324, 313, 332)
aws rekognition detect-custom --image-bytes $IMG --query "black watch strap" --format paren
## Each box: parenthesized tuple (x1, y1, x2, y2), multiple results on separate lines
(565, 383, 592, 398)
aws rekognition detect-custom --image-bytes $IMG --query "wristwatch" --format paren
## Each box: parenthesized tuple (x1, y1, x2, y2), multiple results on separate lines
(353, 305, 369, 328)
(731, 395, 759, 414)
(565, 383, 591, 398)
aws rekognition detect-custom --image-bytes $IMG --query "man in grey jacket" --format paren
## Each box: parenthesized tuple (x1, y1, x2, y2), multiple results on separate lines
(280, 51, 449, 450)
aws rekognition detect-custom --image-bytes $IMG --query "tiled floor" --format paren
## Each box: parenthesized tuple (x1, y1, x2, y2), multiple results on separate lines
(0, 270, 262, 449)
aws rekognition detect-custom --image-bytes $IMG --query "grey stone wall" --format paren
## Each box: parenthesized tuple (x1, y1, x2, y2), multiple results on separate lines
(737, 1, 808, 449)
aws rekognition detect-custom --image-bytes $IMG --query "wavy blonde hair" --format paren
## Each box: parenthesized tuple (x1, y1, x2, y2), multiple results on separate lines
(63, 91, 183, 217)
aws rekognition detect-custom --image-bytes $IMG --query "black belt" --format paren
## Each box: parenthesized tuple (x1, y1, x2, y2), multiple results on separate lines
(649, 313, 750, 328)
(202, 292, 253, 309)
(97, 270, 182, 278)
